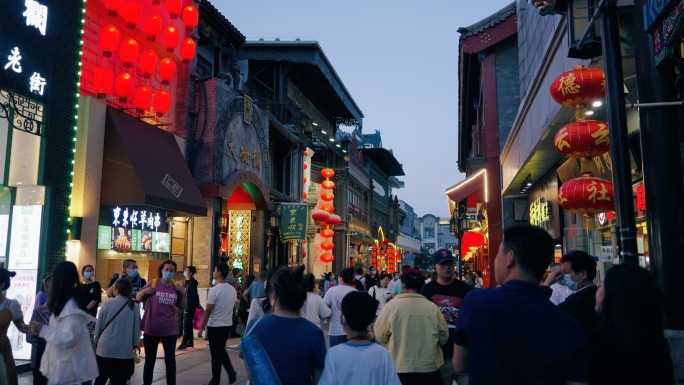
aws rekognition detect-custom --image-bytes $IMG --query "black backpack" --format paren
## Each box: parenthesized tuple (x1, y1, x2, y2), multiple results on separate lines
(353, 279, 365, 291)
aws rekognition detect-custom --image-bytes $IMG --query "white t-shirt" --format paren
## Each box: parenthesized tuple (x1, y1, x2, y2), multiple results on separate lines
(206, 282, 237, 327)
(1, 298, 22, 320)
(367, 286, 392, 315)
(301, 292, 331, 327)
(318, 342, 401, 385)
(550, 283, 574, 305)
(323, 284, 356, 336)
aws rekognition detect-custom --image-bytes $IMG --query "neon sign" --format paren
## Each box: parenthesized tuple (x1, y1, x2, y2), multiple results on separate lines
(23, 0, 49, 36)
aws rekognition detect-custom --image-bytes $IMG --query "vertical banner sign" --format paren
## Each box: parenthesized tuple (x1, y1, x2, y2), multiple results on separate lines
(7, 205, 42, 360)
(0, 187, 11, 258)
(279, 203, 307, 241)
(228, 210, 251, 275)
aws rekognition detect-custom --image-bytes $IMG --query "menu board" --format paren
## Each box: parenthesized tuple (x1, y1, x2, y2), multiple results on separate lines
(98, 225, 169, 254)
(8, 205, 42, 270)
(6, 268, 37, 360)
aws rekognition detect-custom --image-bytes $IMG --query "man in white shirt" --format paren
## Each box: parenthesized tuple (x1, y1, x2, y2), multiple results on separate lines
(324, 267, 357, 347)
(198, 263, 238, 385)
(544, 263, 575, 305)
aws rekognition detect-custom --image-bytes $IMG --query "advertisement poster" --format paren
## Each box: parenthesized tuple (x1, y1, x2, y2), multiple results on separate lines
(8, 205, 42, 270)
(141, 231, 152, 251)
(153, 232, 169, 253)
(112, 227, 131, 250)
(97, 225, 112, 250)
(6, 269, 38, 360)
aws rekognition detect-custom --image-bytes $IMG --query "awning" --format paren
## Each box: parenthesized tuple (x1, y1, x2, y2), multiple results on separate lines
(100, 107, 207, 216)
(445, 169, 487, 204)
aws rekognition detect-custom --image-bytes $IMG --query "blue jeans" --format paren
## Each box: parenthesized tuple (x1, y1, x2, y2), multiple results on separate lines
(329, 334, 347, 348)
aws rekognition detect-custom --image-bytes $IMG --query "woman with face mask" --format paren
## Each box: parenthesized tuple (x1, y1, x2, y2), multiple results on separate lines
(81, 265, 102, 319)
(136, 260, 186, 385)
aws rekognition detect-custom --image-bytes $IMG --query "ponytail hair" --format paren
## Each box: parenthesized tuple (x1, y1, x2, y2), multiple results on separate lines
(115, 278, 135, 309)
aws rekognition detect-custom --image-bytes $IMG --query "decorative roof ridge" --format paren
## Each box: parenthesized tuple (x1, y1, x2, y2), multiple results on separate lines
(199, 0, 246, 49)
(457, 2, 516, 38)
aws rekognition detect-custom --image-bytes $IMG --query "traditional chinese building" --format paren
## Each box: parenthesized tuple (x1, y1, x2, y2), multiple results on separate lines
(0, 0, 84, 360)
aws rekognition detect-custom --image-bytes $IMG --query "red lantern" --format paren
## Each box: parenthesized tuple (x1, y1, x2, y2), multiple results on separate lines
(554, 120, 610, 158)
(303, 177, 307, 183)
(153, 89, 171, 117)
(121, 1, 143, 29)
(303, 150, 308, 156)
(179, 38, 196, 63)
(104, 0, 123, 16)
(182, 5, 199, 30)
(321, 168, 335, 178)
(311, 210, 330, 222)
(166, 0, 182, 19)
(114, 72, 135, 102)
(98, 25, 120, 57)
(321, 204, 334, 214)
(322, 180, 335, 190)
(303, 162, 308, 170)
(159, 57, 176, 85)
(133, 85, 153, 113)
(119, 38, 139, 68)
(320, 228, 334, 238)
(320, 253, 334, 263)
(550, 65, 605, 108)
(143, 14, 162, 42)
(321, 241, 334, 251)
(302, 192, 308, 199)
(327, 214, 342, 225)
(140, 50, 157, 79)
(320, 192, 334, 202)
(302, 250, 306, 258)
(163, 26, 180, 52)
(558, 175, 615, 215)
(93, 67, 114, 98)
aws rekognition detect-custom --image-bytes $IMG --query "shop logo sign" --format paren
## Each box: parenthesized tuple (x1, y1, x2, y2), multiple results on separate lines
(23, 0, 48, 36)
(162, 174, 183, 198)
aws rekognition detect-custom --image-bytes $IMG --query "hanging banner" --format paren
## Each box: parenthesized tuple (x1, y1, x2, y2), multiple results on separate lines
(279, 203, 307, 241)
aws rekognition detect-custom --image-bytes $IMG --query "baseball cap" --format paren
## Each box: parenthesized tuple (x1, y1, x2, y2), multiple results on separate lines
(433, 249, 455, 265)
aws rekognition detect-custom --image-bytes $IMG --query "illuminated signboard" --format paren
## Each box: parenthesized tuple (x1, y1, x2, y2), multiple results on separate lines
(228, 210, 251, 272)
(529, 197, 551, 227)
(101, 206, 168, 233)
(98, 224, 169, 254)
(8, 205, 42, 270)
(0, 186, 10, 258)
(7, 268, 38, 360)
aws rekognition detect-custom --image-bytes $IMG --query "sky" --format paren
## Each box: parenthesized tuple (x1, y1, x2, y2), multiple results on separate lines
(218, 0, 514, 219)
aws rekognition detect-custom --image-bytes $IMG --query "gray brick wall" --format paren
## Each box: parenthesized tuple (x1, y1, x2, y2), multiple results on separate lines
(496, 36, 521, 152)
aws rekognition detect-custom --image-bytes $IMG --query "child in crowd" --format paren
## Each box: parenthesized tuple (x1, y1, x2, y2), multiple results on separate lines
(318, 291, 401, 385)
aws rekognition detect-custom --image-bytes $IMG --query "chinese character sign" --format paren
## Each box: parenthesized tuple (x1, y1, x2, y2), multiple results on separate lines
(228, 210, 251, 272)
(279, 203, 307, 241)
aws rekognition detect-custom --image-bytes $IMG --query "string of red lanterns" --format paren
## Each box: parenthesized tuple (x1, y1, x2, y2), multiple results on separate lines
(318, 168, 336, 264)
(92, 0, 199, 118)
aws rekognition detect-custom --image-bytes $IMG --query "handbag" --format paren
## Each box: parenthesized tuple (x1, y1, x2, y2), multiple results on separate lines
(240, 318, 282, 385)
(193, 308, 205, 330)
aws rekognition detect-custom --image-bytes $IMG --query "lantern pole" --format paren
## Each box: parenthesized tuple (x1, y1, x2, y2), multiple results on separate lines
(598, 0, 638, 265)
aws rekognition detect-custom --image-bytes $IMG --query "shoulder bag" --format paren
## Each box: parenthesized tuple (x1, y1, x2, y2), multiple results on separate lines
(240, 317, 283, 385)
(95, 300, 129, 348)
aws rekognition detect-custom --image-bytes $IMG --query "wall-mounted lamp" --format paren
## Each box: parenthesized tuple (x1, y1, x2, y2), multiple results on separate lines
(68, 217, 83, 241)
(520, 174, 533, 193)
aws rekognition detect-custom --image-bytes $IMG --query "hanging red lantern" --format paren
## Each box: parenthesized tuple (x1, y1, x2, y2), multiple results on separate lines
(162, 25, 180, 53)
(93, 67, 114, 98)
(182, 5, 199, 30)
(554, 120, 610, 159)
(104, 0, 123, 16)
(121, 1, 143, 29)
(179, 38, 196, 63)
(119, 38, 139, 68)
(311, 210, 330, 222)
(320, 192, 334, 202)
(303, 177, 307, 183)
(303, 150, 309, 156)
(550, 65, 605, 109)
(321, 241, 334, 251)
(320, 228, 334, 238)
(302, 250, 306, 258)
(558, 175, 615, 215)
(133, 85, 153, 113)
(114, 72, 135, 102)
(303, 162, 308, 170)
(166, 0, 182, 19)
(322, 180, 335, 190)
(302, 192, 308, 199)
(327, 214, 342, 225)
(321, 168, 335, 178)
(143, 14, 162, 42)
(98, 25, 120, 57)
(321, 204, 334, 214)
(320, 253, 334, 263)
(140, 50, 158, 79)
(153, 89, 171, 117)
(159, 57, 177, 85)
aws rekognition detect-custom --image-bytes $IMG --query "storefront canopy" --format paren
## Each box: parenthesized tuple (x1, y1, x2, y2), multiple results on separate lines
(100, 107, 207, 216)
(445, 169, 487, 204)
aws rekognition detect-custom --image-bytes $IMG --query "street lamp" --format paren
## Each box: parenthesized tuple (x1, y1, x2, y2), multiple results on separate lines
(450, 207, 468, 280)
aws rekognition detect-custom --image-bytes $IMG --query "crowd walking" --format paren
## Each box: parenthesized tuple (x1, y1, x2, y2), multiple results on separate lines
(0, 224, 676, 385)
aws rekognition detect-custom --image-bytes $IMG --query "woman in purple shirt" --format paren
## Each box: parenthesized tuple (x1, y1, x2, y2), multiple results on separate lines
(136, 260, 186, 385)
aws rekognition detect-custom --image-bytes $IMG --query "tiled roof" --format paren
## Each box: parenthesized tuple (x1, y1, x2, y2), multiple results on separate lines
(457, 2, 516, 38)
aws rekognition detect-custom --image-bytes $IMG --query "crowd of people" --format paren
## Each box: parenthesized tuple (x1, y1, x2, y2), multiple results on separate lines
(0, 223, 676, 385)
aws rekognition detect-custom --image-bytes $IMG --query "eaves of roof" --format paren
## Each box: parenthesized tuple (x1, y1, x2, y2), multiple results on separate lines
(199, 0, 246, 49)
(457, 2, 516, 38)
